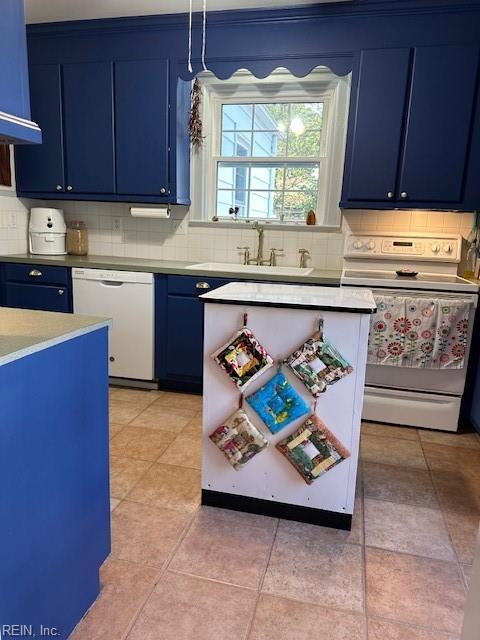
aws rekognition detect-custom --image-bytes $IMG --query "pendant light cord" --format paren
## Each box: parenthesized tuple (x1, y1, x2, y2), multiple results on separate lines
(188, 0, 208, 73)
(188, 0, 193, 73)
(202, 0, 208, 71)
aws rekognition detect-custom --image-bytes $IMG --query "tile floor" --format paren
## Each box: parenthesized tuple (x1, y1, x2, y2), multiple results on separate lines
(70, 387, 480, 640)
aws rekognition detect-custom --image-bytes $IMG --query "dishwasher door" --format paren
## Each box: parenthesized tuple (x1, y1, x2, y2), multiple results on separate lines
(72, 268, 154, 380)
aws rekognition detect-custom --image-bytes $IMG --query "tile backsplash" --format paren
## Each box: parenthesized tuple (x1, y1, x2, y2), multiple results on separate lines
(0, 194, 30, 254)
(0, 194, 475, 269)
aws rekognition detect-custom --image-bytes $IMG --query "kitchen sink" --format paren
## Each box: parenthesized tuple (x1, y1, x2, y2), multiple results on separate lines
(185, 262, 314, 276)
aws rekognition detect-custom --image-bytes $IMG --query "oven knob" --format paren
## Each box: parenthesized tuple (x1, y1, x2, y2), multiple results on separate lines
(431, 243, 440, 253)
(365, 240, 376, 250)
(443, 243, 453, 254)
(353, 240, 364, 250)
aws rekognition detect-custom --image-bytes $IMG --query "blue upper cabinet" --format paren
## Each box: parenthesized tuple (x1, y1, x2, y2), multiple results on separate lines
(398, 45, 478, 205)
(15, 56, 190, 204)
(341, 45, 480, 211)
(344, 48, 411, 203)
(115, 59, 169, 197)
(63, 62, 115, 194)
(0, 0, 41, 144)
(15, 65, 64, 192)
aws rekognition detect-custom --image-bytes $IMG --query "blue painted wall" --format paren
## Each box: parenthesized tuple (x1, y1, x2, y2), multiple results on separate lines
(0, 329, 110, 639)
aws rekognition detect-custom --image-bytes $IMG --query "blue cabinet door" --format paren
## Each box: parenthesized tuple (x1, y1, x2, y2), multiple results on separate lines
(5, 283, 71, 313)
(166, 295, 204, 381)
(63, 62, 115, 194)
(115, 59, 169, 197)
(399, 45, 479, 204)
(15, 64, 65, 193)
(343, 48, 411, 202)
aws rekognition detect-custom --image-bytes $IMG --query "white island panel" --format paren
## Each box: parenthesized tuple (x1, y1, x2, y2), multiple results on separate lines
(201, 283, 374, 529)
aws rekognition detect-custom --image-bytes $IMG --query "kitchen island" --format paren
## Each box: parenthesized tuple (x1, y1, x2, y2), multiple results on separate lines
(0, 308, 110, 638)
(201, 282, 375, 529)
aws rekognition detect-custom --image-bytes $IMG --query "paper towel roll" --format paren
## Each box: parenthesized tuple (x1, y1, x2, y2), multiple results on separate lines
(129, 206, 170, 219)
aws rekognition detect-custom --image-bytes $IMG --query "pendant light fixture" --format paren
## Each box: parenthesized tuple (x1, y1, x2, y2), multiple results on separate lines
(188, 0, 209, 73)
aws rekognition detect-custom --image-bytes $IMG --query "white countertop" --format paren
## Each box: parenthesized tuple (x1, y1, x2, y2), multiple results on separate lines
(201, 282, 376, 313)
(0, 307, 110, 367)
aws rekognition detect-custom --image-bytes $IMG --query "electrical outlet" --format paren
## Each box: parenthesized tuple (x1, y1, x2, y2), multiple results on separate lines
(112, 217, 123, 232)
(9, 212, 17, 229)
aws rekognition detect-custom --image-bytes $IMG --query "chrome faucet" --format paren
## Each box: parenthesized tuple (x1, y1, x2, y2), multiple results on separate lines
(298, 248, 310, 268)
(252, 221, 270, 266)
(237, 222, 284, 266)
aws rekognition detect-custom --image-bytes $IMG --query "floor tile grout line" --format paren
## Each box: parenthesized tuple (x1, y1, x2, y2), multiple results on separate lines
(358, 464, 369, 640)
(367, 611, 464, 636)
(244, 518, 280, 640)
(167, 568, 259, 592)
(121, 507, 199, 640)
(417, 434, 469, 592)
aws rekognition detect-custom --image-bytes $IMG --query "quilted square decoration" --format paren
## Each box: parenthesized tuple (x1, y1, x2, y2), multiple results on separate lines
(276, 414, 351, 485)
(246, 371, 309, 434)
(285, 330, 353, 397)
(211, 327, 274, 390)
(209, 408, 268, 470)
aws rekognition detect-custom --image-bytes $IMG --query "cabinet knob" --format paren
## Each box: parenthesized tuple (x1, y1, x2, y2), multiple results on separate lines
(160, 187, 167, 194)
(67, 185, 73, 191)
(196, 281, 211, 290)
(29, 269, 42, 277)
(56, 184, 63, 191)
(58, 289, 64, 295)
(400, 191, 408, 199)
(387, 191, 394, 199)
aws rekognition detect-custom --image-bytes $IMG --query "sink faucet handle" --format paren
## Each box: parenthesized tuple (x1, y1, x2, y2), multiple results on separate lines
(269, 247, 284, 267)
(237, 246, 251, 265)
(298, 248, 311, 268)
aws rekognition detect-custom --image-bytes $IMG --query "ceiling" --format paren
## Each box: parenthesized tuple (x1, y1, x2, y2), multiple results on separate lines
(25, 0, 349, 24)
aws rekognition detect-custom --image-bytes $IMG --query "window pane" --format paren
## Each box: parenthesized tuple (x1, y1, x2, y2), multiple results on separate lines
(252, 131, 285, 157)
(290, 102, 323, 130)
(286, 128, 321, 157)
(253, 103, 289, 131)
(216, 190, 247, 218)
(284, 165, 319, 192)
(250, 164, 284, 190)
(221, 104, 253, 131)
(283, 191, 318, 219)
(248, 191, 284, 219)
(221, 132, 251, 157)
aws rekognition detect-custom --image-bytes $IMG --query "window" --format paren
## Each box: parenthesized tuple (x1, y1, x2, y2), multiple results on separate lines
(192, 68, 350, 227)
(217, 102, 323, 221)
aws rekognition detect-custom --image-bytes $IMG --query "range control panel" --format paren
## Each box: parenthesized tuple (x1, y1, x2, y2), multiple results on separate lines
(344, 233, 462, 262)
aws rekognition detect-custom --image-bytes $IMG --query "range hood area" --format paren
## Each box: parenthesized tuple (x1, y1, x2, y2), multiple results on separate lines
(0, 0, 41, 144)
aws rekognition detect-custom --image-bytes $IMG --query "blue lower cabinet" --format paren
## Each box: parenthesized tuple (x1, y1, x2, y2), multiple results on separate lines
(1, 263, 73, 313)
(0, 329, 110, 638)
(155, 275, 232, 390)
(4, 282, 71, 312)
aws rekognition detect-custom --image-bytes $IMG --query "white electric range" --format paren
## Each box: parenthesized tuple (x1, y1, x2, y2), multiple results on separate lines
(341, 232, 479, 431)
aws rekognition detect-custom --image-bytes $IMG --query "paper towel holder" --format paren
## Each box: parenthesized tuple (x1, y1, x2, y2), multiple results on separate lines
(129, 205, 171, 219)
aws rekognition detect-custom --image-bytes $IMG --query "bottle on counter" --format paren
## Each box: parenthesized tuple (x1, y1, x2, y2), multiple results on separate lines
(67, 220, 88, 256)
(463, 238, 477, 281)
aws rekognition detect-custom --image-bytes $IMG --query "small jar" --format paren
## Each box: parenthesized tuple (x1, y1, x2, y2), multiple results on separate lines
(67, 220, 88, 256)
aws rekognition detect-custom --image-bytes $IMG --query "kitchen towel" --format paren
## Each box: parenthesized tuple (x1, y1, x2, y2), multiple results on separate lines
(368, 295, 472, 369)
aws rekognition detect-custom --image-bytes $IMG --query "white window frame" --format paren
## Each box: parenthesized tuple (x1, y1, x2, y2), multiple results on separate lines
(190, 68, 351, 229)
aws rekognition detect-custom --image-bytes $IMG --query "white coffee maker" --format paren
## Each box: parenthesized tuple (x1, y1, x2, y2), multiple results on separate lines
(29, 207, 67, 255)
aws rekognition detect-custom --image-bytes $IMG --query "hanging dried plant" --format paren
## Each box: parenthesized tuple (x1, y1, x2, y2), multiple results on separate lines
(189, 78, 204, 148)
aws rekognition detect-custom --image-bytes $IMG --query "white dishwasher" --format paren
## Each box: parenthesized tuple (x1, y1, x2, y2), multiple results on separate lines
(72, 268, 154, 380)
